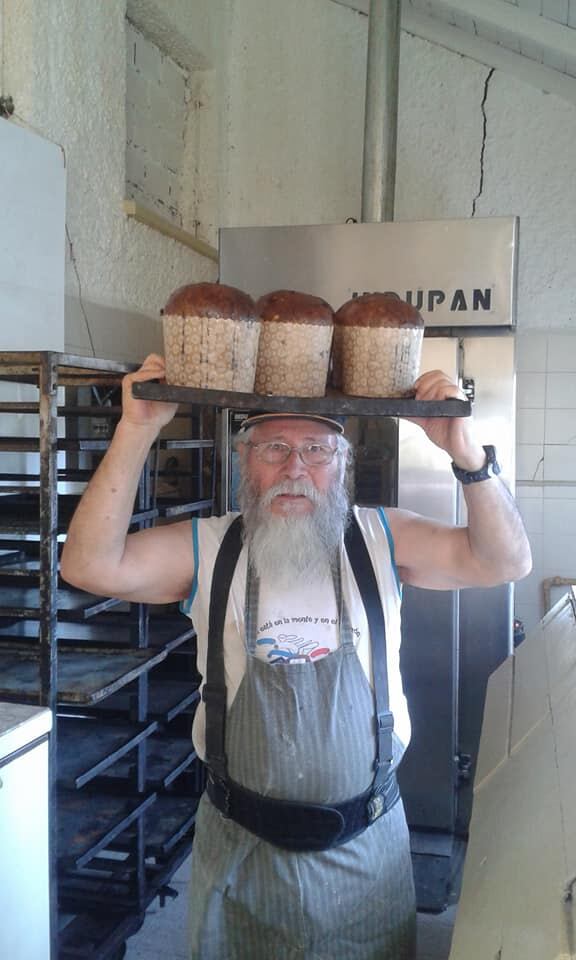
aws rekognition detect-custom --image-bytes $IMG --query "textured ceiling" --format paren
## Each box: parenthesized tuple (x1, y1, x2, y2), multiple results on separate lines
(329, 0, 576, 99)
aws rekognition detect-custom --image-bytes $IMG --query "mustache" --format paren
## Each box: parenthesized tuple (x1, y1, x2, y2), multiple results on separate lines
(259, 479, 322, 507)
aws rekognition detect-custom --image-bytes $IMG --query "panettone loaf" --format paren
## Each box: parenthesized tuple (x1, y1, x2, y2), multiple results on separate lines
(334, 292, 424, 397)
(162, 282, 260, 391)
(254, 290, 334, 397)
(164, 282, 256, 321)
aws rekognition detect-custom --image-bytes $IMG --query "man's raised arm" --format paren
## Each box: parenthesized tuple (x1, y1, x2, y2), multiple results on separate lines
(388, 370, 532, 591)
(60, 355, 194, 604)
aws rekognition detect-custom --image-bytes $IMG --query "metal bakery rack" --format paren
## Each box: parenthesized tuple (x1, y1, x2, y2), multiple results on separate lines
(0, 352, 214, 960)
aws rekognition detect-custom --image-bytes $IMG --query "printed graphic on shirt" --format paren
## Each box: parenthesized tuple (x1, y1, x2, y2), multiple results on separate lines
(254, 583, 361, 664)
(256, 628, 334, 664)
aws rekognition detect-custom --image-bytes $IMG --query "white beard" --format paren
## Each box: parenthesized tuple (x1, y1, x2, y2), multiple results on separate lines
(238, 476, 350, 589)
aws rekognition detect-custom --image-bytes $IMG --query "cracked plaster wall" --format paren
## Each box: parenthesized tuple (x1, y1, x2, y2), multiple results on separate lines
(395, 34, 576, 630)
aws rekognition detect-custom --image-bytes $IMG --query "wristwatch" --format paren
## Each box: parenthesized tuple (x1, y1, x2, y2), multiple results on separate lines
(451, 445, 501, 484)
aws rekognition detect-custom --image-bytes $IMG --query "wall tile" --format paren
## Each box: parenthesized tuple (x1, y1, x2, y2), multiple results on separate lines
(517, 497, 544, 535)
(516, 372, 546, 408)
(543, 499, 576, 535)
(515, 334, 548, 372)
(543, 445, 576, 482)
(514, 571, 542, 608)
(546, 373, 576, 409)
(543, 484, 576, 499)
(542, 0, 569, 26)
(514, 561, 543, 607)
(516, 444, 544, 482)
(513, 532, 543, 610)
(545, 409, 576, 445)
(516, 408, 545, 444)
(547, 334, 576, 372)
(516, 482, 544, 500)
(543, 534, 576, 577)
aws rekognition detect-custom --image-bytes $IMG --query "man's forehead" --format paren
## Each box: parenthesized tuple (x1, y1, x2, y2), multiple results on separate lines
(251, 418, 338, 442)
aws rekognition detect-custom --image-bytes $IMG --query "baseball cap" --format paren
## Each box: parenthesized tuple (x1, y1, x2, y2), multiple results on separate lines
(238, 411, 345, 434)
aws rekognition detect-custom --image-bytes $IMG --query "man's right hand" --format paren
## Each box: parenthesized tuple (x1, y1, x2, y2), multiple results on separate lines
(121, 354, 179, 432)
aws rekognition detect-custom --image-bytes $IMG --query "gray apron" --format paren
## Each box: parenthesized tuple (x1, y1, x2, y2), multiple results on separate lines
(188, 558, 416, 960)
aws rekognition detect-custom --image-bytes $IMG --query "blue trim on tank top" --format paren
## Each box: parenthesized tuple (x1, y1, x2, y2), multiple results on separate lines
(180, 517, 199, 615)
(377, 506, 402, 597)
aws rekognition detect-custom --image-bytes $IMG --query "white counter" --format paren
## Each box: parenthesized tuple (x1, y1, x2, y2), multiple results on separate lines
(0, 701, 52, 759)
(0, 701, 52, 960)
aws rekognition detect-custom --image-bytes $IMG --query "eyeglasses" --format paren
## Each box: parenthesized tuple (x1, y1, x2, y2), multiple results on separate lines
(247, 440, 338, 466)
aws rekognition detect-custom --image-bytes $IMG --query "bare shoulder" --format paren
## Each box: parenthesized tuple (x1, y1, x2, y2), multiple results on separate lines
(383, 507, 465, 589)
(385, 507, 439, 542)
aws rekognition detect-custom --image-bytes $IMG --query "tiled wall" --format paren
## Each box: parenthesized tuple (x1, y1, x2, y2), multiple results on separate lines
(515, 331, 576, 632)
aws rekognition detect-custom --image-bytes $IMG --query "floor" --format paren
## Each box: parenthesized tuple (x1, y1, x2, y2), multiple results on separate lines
(124, 856, 458, 960)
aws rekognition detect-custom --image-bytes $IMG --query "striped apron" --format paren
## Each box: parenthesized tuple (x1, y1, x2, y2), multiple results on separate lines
(188, 561, 416, 960)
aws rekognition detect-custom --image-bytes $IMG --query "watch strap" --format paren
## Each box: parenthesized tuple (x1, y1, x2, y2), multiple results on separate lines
(451, 445, 501, 484)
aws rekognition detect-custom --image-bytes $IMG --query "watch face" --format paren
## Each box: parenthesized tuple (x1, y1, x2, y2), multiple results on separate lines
(451, 445, 501, 483)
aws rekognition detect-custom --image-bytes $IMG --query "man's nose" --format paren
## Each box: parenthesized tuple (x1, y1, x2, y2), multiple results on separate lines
(282, 448, 307, 477)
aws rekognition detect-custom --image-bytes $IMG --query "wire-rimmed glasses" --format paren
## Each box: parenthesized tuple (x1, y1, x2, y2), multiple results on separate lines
(246, 440, 338, 466)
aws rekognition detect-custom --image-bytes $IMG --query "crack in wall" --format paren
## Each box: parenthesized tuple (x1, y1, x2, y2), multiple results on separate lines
(531, 454, 544, 482)
(471, 67, 495, 218)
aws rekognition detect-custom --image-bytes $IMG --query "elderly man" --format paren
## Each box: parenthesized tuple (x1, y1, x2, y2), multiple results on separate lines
(61, 354, 531, 960)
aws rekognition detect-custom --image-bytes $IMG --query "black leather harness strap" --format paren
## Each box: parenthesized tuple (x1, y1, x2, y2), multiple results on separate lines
(344, 513, 394, 805)
(206, 761, 399, 852)
(202, 512, 399, 851)
(203, 515, 244, 782)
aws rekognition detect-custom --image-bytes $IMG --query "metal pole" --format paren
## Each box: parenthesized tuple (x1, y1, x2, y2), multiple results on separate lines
(361, 0, 401, 223)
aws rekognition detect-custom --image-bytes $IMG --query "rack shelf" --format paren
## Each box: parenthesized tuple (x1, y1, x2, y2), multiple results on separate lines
(0, 646, 168, 704)
(132, 380, 472, 418)
(142, 794, 200, 857)
(58, 718, 159, 789)
(103, 735, 198, 790)
(94, 677, 201, 725)
(58, 790, 158, 870)
(0, 613, 195, 650)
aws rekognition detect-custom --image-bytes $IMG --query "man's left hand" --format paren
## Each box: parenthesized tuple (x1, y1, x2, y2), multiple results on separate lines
(408, 370, 486, 471)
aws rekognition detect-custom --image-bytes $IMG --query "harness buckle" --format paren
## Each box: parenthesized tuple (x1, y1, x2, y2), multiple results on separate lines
(377, 710, 394, 733)
(202, 683, 227, 709)
(367, 792, 385, 823)
(208, 772, 232, 818)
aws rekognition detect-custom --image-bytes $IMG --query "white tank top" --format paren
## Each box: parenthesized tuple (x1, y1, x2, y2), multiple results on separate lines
(182, 505, 411, 758)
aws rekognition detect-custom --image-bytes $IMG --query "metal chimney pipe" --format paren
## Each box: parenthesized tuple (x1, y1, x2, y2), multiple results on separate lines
(361, 0, 401, 223)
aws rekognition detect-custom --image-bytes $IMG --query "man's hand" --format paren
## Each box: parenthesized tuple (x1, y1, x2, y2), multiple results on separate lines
(121, 354, 179, 433)
(408, 370, 486, 471)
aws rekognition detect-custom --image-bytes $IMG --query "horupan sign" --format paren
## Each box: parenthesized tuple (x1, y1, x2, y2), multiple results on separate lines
(352, 287, 493, 314)
(219, 216, 518, 329)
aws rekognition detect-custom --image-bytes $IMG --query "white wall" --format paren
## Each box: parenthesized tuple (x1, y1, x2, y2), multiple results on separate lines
(0, 120, 65, 350)
(1, 0, 220, 360)
(220, 0, 367, 227)
(1, 0, 574, 616)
